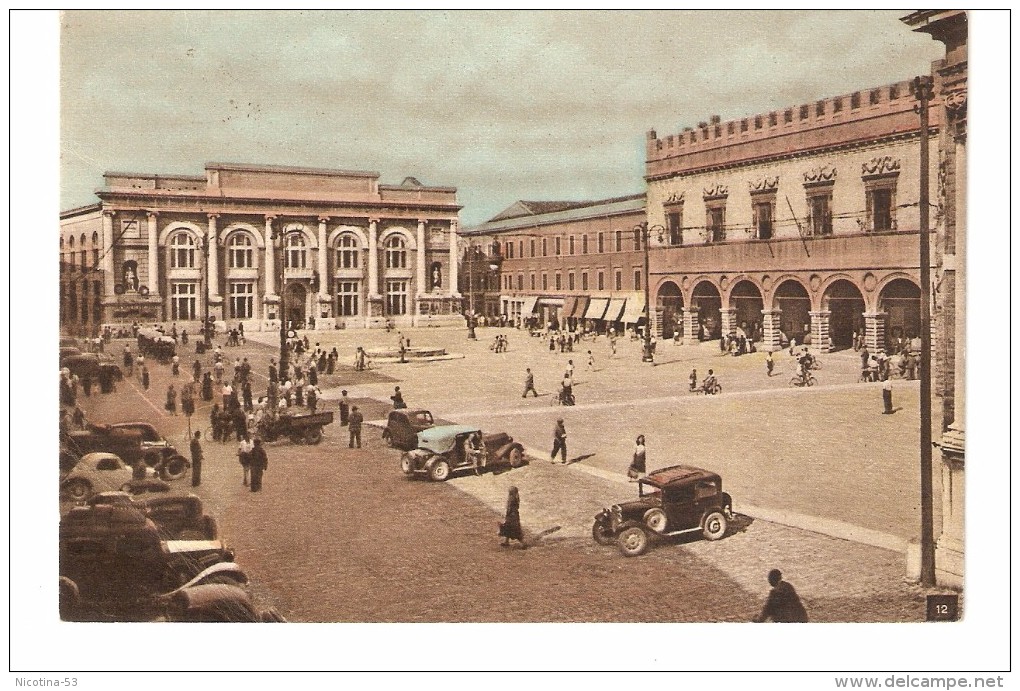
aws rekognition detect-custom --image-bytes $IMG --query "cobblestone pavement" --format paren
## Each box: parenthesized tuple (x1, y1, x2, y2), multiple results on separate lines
(64, 328, 936, 622)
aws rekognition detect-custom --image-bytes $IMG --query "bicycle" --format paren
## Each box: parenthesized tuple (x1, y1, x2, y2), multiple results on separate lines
(790, 373, 817, 387)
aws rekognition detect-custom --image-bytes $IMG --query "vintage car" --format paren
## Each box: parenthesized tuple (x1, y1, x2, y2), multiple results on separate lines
(592, 465, 734, 557)
(255, 409, 334, 445)
(59, 502, 236, 620)
(61, 453, 157, 501)
(400, 424, 525, 481)
(382, 408, 435, 451)
(85, 493, 220, 540)
(63, 422, 189, 479)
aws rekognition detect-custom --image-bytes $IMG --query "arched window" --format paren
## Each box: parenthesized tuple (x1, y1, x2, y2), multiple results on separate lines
(285, 233, 307, 269)
(384, 235, 407, 269)
(170, 231, 196, 268)
(336, 234, 359, 269)
(68, 235, 76, 269)
(80, 233, 87, 271)
(227, 233, 254, 268)
(91, 231, 100, 268)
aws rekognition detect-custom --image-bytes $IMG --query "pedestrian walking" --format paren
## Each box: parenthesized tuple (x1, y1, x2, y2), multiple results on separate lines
(141, 365, 150, 391)
(882, 379, 894, 414)
(752, 569, 808, 622)
(499, 486, 526, 549)
(238, 437, 253, 486)
(627, 435, 646, 480)
(201, 372, 214, 401)
(348, 406, 364, 448)
(522, 368, 538, 398)
(551, 418, 567, 464)
(390, 386, 407, 409)
(181, 382, 195, 418)
(171, 354, 180, 377)
(338, 390, 350, 426)
(689, 368, 698, 392)
(189, 430, 203, 487)
(249, 438, 268, 492)
(766, 351, 774, 377)
(165, 384, 177, 415)
(193, 359, 202, 383)
(269, 358, 278, 384)
(586, 350, 595, 372)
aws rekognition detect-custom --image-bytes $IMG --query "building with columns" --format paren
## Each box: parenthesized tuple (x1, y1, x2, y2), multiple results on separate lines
(644, 78, 938, 354)
(59, 163, 463, 333)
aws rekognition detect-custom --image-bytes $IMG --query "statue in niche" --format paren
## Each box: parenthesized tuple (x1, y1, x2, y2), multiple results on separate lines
(122, 260, 139, 292)
(430, 262, 442, 288)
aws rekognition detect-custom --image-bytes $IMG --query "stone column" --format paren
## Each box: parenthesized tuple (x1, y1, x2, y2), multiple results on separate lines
(102, 210, 115, 297)
(263, 216, 279, 326)
(761, 309, 782, 352)
(207, 215, 222, 321)
(719, 307, 736, 336)
(449, 220, 460, 298)
(416, 219, 427, 297)
(367, 219, 380, 298)
(863, 311, 887, 352)
(146, 212, 160, 298)
(682, 307, 701, 345)
(809, 310, 831, 352)
(315, 216, 333, 329)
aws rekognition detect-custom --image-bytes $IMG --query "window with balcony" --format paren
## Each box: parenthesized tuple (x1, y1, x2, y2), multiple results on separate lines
(706, 204, 726, 243)
(169, 232, 196, 269)
(751, 196, 775, 240)
(337, 280, 360, 316)
(806, 189, 833, 236)
(228, 233, 255, 268)
(865, 183, 897, 232)
(667, 209, 683, 245)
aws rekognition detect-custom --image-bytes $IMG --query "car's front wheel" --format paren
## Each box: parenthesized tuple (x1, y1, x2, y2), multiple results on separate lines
(591, 518, 615, 546)
(64, 478, 93, 501)
(702, 511, 728, 541)
(304, 427, 323, 445)
(617, 525, 649, 557)
(400, 454, 415, 476)
(643, 508, 668, 534)
(428, 459, 451, 482)
(161, 454, 189, 481)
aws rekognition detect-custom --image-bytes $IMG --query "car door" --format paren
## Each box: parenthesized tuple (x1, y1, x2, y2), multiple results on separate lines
(663, 484, 699, 531)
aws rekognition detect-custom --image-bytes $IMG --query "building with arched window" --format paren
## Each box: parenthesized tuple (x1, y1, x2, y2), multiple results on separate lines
(60, 163, 462, 332)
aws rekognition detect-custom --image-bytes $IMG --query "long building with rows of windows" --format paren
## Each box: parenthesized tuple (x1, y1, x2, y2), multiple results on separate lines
(59, 163, 463, 334)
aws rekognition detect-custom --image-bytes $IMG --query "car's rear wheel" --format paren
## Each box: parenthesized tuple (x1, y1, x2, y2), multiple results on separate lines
(702, 511, 728, 541)
(617, 525, 649, 557)
(591, 518, 615, 546)
(304, 427, 323, 445)
(508, 446, 524, 468)
(289, 432, 304, 445)
(643, 508, 668, 534)
(428, 460, 451, 482)
(161, 454, 189, 481)
(64, 478, 92, 501)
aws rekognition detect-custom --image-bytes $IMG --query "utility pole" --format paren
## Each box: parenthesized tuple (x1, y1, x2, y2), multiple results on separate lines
(915, 74, 936, 587)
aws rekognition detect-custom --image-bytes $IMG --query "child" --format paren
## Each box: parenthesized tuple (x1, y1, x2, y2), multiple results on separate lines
(586, 350, 595, 372)
(689, 368, 698, 392)
(766, 351, 775, 377)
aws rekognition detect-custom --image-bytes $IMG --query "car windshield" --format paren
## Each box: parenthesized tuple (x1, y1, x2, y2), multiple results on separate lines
(415, 412, 433, 425)
(638, 483, 661, 499)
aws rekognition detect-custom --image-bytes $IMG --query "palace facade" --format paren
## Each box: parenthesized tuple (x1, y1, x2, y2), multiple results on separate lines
(59, 163, 463, 334)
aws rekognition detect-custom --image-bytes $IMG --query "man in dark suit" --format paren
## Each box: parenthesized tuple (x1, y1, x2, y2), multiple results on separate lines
(753, 569, 808, 622)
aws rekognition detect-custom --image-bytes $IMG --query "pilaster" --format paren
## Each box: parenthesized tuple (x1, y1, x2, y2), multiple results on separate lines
(448, 220, 460, 298)
(368, 218, 380, 299)
(863, 311, 887, 352)
(102, 210, 116, 297)
(809, 310, 832, 352)
(146, 212, 160, 298)
(416, 219, 427, 297)
(682, 307, 701, 345)
(719, 307, 736, 336)
(761, 309, 782, 352)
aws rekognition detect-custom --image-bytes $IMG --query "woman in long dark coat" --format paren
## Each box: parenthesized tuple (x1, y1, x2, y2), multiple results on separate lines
(628, 435, 647, 480)
(201, 372, 214, 401)
(249, 438, 268, 492)
(499, 486, 526, 549)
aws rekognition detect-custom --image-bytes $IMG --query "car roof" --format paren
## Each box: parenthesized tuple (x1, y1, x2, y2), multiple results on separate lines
(417, 424, 479, 442)
(390, 409, 431, 419)
(79, 452, 126, 464)
(641, 465, 721, 489)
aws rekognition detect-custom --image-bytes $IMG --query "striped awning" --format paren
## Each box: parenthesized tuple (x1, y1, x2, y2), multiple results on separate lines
(584, 297, 609, 320)
(620, 295, 647, 323)
(562, 296, 579, 317)
(571, 296, 590, 318)
(605, 298, 626, 322)
(521, 295, 539, 315)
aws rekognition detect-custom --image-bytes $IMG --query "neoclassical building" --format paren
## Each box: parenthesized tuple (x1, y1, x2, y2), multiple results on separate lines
(59, 163, 463, 333)
(644, 78, 938, 353)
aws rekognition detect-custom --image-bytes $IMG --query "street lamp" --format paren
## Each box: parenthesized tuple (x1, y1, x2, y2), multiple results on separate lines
(271, 228, 290, 379)
(634, 222, 665, 362)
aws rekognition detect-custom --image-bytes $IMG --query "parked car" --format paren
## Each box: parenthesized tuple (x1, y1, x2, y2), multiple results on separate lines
(400, 424, 525, 481)
(63, 422, 189, 479)
(59, 502, 237, 620)
(382, 409, 435, 451)
(60, 452, 154, 501)
(592, 465, 734, 557)
(85, 492, 219, 540)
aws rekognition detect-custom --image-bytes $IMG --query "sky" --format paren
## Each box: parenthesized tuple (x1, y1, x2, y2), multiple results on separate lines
(59, 10, 945, 226)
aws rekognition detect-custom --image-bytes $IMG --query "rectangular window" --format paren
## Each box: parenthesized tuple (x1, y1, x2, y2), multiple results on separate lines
(568, 273, 575, 291)
(530, 239, 535, 257)
(337, 280, 360, 316)
(615, 270, 622, 291)
(615, 231, 622, 252)
(752, 198, 775, 240)
(807, 191, 833, 236)
(230, 244, 254, 269)
(569, 236, 575, 255)
(517, 274, 524, 290)
(851, 92, 861, 109)
(229, 282, 254, 319)
(555, 237, 562, 256)
(542, 239, 548, 257)
(542, 274, 548, 290)
(800, 105, 809, 120)
(506, 242, 514, 259)
(518, 240, 523, 257)
(530, 274, 536, 290)
(707, 204, 726, 242)
(582, 272, 589, 291)
(598, 232, 604, 254)
(555, 273, 562, 290)
(634, 270, 641, 290)
(597, 271, 605, 291)
(667, 210, 683, 245)
(170, 282, 197, 320)
(866, 186, 896, 232)
(582, 235, 588, 254)
(81, 250, 87, 271)
(633, 229, 641, 251)
(385, 279, 408, 315)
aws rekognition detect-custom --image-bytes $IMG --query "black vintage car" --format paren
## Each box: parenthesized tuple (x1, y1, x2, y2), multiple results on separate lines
(62, 422, 190, 480)
(382, 409, 435, 451)
(592, 465, 734, 557)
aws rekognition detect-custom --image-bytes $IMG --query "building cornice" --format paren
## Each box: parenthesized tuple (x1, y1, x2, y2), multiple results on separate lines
(94, 191, 461, 215)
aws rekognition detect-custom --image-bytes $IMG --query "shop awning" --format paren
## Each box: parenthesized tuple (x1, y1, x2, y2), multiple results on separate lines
(584, 297, 609, 320)
(605, 298, 627, 322)
(620, 296, 647, 323)
(521, 295, 539, 315)
(571, 296, 590, 318)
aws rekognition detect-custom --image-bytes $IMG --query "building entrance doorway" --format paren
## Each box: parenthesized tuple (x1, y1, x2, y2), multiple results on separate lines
(774, 279, 810, 345)
(823, 279, 866, 350)
(879, 278, 921, 351)
(691, 281, 722, 340)
(657, 281, 683, 339)
(730, 280, 764, 342)
(285, 282, 307, 329)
